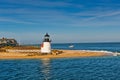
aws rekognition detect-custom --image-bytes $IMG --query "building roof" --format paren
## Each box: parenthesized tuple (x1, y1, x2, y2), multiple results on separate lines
(44, 33, 50, 37)
(0, 37, 18, 45)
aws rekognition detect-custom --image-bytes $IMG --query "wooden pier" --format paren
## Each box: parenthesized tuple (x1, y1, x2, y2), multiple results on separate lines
(6, 49, 40, 53)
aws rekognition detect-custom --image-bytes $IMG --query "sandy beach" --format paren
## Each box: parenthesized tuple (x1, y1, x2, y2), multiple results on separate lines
(0, 50, 109, 60)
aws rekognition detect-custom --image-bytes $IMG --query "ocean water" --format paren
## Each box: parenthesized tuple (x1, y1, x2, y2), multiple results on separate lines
(1, 57, 120, 80)
(51, 43, 120, 53)
(1, 42, 120, 80)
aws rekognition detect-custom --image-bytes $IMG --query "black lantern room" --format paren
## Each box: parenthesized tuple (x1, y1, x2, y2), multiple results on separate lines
(43, 33, 51, 42)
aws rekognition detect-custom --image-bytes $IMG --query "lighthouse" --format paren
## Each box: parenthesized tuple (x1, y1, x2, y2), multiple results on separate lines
(41, 33, 51, 54)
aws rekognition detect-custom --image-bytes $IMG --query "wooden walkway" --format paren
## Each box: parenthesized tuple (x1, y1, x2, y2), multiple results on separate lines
(6, 49, 40, 53)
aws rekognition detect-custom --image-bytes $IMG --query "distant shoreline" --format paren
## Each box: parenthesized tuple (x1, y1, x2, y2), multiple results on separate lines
(0, 50, 111, 60)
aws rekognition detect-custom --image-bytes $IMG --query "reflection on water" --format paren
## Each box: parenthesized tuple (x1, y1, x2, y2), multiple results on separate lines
(41, 58, 51, 80)
(1, 57, 120, 80)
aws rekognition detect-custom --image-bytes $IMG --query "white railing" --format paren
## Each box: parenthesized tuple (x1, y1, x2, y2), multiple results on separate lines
(6, 49, 40, 53)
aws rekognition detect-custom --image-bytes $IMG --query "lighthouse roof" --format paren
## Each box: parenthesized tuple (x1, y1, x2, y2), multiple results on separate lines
(45, 33, 50, 37)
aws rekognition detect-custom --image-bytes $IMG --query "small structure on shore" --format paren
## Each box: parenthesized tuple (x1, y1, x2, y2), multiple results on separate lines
(0, 37, 18, 47)
(41, 33, 51, 54)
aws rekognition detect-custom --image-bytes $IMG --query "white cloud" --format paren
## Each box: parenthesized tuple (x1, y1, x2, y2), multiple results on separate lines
(0, 0, 72, 7)
(81, 11, 120, 22)
(0, 0, 120, 27)
(0, 17, 36, 24)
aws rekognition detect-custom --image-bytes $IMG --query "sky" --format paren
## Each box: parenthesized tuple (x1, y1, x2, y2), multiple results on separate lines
(0, 0, 120, 44)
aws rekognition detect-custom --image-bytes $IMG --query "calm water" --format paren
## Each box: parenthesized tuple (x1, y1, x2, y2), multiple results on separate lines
(1, 57, 120, 80)
(1, 43, 120, 80)
(51, 42, 120, 52)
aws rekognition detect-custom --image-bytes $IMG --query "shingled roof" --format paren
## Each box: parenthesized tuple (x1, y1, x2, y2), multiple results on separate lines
(0, 37, 18, 47)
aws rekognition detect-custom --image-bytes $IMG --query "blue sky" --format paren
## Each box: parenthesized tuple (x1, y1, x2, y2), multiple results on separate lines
(0, 0, 120, 44)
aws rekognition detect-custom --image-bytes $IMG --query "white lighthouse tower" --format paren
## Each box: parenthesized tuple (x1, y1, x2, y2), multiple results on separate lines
(41, 33, 51, 54)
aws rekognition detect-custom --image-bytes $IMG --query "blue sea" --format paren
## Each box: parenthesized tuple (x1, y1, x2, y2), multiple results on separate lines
(51, 42, 120, 52)
(0, 42, 120, 80)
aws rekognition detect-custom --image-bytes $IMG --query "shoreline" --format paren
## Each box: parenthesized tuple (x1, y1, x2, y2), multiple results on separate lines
(0, 50, 111, 60)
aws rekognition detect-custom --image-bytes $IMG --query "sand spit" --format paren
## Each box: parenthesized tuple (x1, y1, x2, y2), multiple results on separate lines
(0, 50, 108, 60)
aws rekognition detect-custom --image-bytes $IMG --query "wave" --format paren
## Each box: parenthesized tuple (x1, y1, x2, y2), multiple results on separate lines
(80, 50, 113, 53)
(78, 49, 120, 56)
